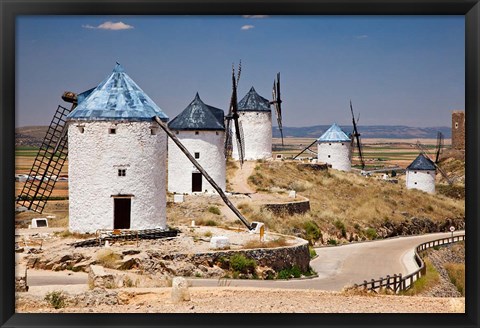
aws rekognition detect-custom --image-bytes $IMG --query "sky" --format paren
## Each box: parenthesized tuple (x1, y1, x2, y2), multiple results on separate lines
(16, 15, 465, 128)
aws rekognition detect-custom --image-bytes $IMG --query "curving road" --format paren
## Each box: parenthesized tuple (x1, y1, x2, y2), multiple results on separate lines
(27, 231, 464, 291)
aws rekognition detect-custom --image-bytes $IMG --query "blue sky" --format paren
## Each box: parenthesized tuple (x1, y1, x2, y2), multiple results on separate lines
(16, 15, 464, 128)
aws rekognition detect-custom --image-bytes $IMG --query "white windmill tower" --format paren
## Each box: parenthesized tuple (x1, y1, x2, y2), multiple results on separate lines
(66, 63, 170, 232)
(168, 93, 226, 194)
(228, 67, 284, 163)
(405, 153, 437, 193)
(16, 63, 170, 233)
(316, 123, 352, 171)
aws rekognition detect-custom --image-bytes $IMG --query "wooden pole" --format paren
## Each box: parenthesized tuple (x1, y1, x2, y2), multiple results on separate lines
(153, 116, 253, 230)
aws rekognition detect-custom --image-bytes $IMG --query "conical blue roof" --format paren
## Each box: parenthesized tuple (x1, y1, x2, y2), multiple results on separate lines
(317, 123, 351, 142)
(407, 154, 436, 171)
(168, 93, 225, 131)
(67, 63, 169, 122)
(238, 87, 271, 112)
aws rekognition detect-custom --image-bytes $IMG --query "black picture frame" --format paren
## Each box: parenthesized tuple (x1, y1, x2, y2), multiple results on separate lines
(1, 1, 478, 327)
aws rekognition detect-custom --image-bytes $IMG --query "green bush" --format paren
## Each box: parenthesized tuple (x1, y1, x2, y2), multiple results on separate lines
(229, 254, 256, 274)
(327, 238, 338, 246)
(205, 219, 217, 226)
(303, 220, 321, 245)
(365, 228, 378, 240)
(334, 220, 347, 238)
(208, 206, 221, 215)
(309, 246, 317, 259)
(277, 266, 302, 279)
(44, 291, 66, 309)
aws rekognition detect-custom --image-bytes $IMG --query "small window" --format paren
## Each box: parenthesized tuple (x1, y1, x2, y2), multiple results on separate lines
(328, 155, 331, 158)
(216, 131, 219, 135)
(77, 126, 84, 133)
(414, 182, 417, 185)
(341, 143, 344, 146)
(118, 169, 126, 177)
(151, 128, 158, 135)
(414, 171, 417, 174)
(455, 122, 459, 129)
(195, 131, 199, 135)
(329, 143, 332, 146)
(109, 128, 116, 134)
(194, 152, 200, 159)
(175, 131, 179, 135)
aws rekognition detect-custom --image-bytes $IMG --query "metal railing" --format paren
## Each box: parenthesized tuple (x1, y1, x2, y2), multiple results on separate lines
(354, 234, 465, 293)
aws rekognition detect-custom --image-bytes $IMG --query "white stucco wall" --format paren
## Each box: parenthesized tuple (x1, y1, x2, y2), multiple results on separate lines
(168, 130, 226, 194)
(317, 141, 352, 171)
(232, 111, 272, 161)
(406, 169, 436, 193)
(67, 121, 167, 233)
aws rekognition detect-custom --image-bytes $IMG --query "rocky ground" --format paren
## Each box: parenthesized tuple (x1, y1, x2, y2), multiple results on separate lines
(16, 286, 465, 313)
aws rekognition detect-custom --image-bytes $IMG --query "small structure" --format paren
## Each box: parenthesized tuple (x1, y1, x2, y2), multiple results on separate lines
(168, 93, 226, 194)
(67, 63, 169, 233)
(452, 110, 465, 150)
(406, 154, 436, 194)
(232, 87, 272, 160)
(317, 123, 352, 172)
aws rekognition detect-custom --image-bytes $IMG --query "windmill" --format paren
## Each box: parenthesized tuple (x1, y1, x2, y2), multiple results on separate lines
(270, 72, 284, 146)
(350, 100, 365, 170)
(224, 61, 245, 166)
(16, 91, 79, 213)
(415, 138, 453, 185)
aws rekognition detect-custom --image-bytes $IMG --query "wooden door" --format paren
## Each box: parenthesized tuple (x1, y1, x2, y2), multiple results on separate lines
(114, 198, 131, 229)
(192, 173, 202, 192)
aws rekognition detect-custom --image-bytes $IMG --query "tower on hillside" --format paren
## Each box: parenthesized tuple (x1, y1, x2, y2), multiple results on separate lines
(232, 87, 272, 161)
(452, 110, 465, 150)
(406, 153, 436, 194)
(168, 93, 226, 194)
(66, 63, 169, 233)
(317, 123, 352, 172)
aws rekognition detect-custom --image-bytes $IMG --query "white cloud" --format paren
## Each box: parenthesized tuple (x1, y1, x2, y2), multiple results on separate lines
(241, 25, 255, 31)
(242, 15, 269, 19)
(356, 34, 369, 39)
(82, 21, 134, 31)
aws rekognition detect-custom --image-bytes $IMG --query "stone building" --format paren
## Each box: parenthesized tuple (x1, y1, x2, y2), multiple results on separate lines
(232, 87, 272, 161)
(406, 153, 436, 194)
(66, 63, 169, 233)
(317, 123, 352, 172)
(168, 93, 226, 194)
(451, 110, 465, 150)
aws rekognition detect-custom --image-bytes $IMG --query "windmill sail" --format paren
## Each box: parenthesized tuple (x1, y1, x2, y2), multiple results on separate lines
(272, 73, 284, 146)
(350, 100, 365, 169)
(435, 131, 444, 164)
(17, 95, 76, 213)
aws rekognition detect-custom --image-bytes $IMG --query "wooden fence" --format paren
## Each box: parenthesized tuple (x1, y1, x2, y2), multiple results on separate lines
(353, 234, 465, 293)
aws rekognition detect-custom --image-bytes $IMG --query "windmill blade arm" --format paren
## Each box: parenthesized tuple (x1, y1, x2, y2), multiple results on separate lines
(292, 139, 317, 160)
(153, 116, 253, 230)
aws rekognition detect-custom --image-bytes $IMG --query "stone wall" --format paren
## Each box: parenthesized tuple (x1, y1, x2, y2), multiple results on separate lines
(15, 265, 28, 292)
(159, 238, 310, 272)
(262, 199, 311, 216)
(452, 111, 465, 150)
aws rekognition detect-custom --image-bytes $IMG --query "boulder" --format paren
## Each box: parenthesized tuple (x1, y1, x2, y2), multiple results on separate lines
(171, 277, 190, 302)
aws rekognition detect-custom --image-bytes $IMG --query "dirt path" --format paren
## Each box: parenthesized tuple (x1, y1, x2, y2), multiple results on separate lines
(229, 160, 256, 194)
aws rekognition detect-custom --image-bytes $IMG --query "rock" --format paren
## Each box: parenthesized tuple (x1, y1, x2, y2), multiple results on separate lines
(171, 277, 190, 302)
(210, 236, 230, 250)
(15, 265, 28, 292)
(88, 265, 116, 289)
(174, 194, 184, 203)
(117, 257, 139, 270)
(122, 250, 141, 256)
(72, 261, 89, 272)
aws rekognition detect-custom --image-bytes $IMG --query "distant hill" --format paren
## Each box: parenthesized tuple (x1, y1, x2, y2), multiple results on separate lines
(273, 125, 451, 139)
(16, 124, 451, 147)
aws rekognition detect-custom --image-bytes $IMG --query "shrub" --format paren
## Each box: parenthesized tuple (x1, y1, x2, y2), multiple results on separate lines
(303, 220, 321, 245)
(205, 219, 217, 226)
(204, 231, 213, 238)
(309, 246, 317, 258)
(208, 206, 221, 215)
(277, 266, 302, 279)
(229, 254, 257, 274)
(327, 238, 338, 246)
(365, 228, 378, 240)
(44, 291, 66, 309)
(334, 220, 347, 238)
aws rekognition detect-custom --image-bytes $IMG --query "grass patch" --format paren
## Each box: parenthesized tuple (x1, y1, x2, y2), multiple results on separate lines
(203, 231, 213, 238)
(277, 265, 302, 279)
(208, 206, 221, 215)
(401, 258, 440, 296)
(365, 228, 378, 240)
(309, 246, 317, 258)
(55, 230, 91, 239)
(242, 237, 289, 249)
(229, 254, 257, 274)
(445, 262, 465, 296)
(303, 220, 321, 245)
(44, 291, 66, 309)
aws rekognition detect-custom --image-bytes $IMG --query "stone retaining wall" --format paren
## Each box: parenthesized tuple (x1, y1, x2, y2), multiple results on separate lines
(15, 265, 28, 292)
(262, 199, 311, 216)
(160, 237, 310, 272)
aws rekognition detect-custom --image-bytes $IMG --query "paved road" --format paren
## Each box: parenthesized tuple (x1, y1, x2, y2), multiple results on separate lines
(27, 231, 464, 291)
